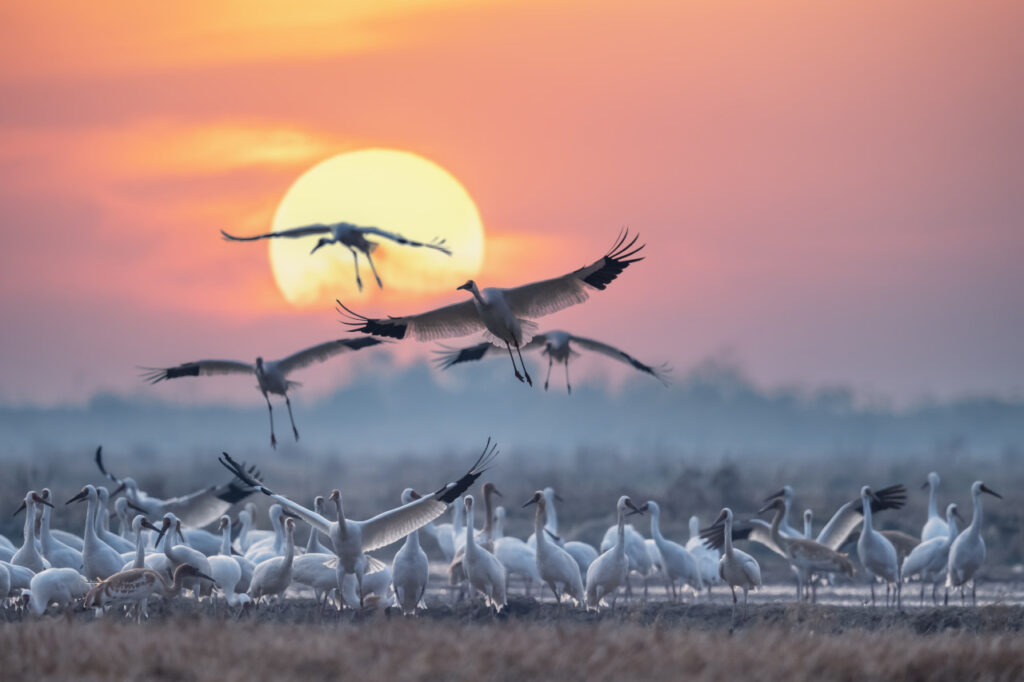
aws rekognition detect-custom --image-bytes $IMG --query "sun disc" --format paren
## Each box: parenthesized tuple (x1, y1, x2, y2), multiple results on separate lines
(269, 149, 484, 307)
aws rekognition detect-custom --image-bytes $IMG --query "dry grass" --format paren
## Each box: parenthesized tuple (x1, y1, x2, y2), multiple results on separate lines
(3, 603, 1024, 681)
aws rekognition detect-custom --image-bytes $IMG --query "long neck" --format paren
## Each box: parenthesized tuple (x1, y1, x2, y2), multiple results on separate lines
(453, 500, 464, 533)
(272, 515, 284, 552)
(21, 502, 37, 553)
(239, 515, 250, 545)
(928, 481, 939, 519)
(689, 517, 699, 542)
(493, 512, 504, 539)
(39, 504, 54, 552)
(968, 492, 983, 537)
(305, 525, 318, 554)
(947, 515, 959, 541)
(220, 525, 232, 556)
(614, 507, 626, 557)
(544, 493, 558, 533)
(134, 527, 146, 568)
(405, 527, 421, 552)
(465, 506, 476, 548)
(723, 516, 735, 557)
(482, 492, 494, 539)
(468, 284, 485, 305)
(282, 529, 295, 570)
(335, 500, 348, 539)
(534, 504, 548, 548)
(650, 509, 663, 543)
(83, 496, 99, 546)
(167, 570, 187, 596)
(862, 497, 874, 532)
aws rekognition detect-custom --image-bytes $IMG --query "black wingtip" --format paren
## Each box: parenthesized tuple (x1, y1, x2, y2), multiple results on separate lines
(219, 452, 272, 496)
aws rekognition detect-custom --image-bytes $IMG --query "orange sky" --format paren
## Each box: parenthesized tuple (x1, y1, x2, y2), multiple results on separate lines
(1, 0, 1022, 404)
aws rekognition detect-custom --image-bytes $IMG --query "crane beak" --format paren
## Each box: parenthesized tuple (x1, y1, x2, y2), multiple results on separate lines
(980, 484, 1002, 499)
(491, 487, 503, 498)
(456, 281, 472, 291)
(625, 499, 644, 516)
(140, 518, 161, 532)
(126, 499, 148, 514)
(554, 493, 565, 503)
(112, 482, 127, 496)
(12, 501, 26, 517)
(763, 489, 785, 503)
(175, 523, 186, 544)
(66, 489, 89, 505)
(522, 495, 539, 508)
(952, 507, 966, 524)
(31, 493, 54, 509)
(544, 529, 562, 543)
(920, 481, 929, 490)
(757, 501, 777, 515)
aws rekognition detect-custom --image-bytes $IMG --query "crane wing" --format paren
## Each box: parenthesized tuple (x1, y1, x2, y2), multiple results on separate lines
(816, 484, 907, 550)
(140, 360, 254, 384)
(159, 465, 261, 529)
(499, 230, 645, 319)
(357, 227, 452, 255)
(699, 520, 752, 552)
(746, 519, 788, 558)
(220, 225, 332, 241)
(569, 335, 670, 383)
(358, 438, 499, 552)
(337, 299, 482, 341)
(218, 453, 332, 535)
(275, 338, 385, 376)
(434, 335, 547, 369)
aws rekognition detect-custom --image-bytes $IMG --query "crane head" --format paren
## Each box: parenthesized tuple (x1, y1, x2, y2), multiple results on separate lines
(456, 280, 476, 292)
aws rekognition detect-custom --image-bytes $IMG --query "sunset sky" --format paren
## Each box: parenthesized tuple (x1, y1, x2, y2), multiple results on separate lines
(1, 0, 1021, 406)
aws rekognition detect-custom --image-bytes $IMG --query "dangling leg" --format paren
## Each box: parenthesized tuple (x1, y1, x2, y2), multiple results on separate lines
(544, 355, 553, 391)
(263, 392, 277, 448)
(348, 247, 363, 291)
(870, 581, 875, 606)
(730, 586, 737, 624)
(564, 359, 572, 394)
(284, 394, 299, 441)
(365, 250, 384, 289)
(505, 341, 525, 383)
(514, 342, 532, 385)
(972, 579, 977, 606)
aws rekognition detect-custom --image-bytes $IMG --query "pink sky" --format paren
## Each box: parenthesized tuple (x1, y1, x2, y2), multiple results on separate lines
(1, 0, 1022, 405)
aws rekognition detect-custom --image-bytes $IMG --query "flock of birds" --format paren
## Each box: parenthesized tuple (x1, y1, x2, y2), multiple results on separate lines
(1, 223, 1007, 623)
(145, 228, 668, 447)
(0, 458, 1004, 623)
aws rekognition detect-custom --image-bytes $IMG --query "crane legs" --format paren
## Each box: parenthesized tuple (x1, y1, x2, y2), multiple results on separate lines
(504, 341, 533, 385)
(284, 395, 300, 441)
(364, 250, 384, 289)
(544, 356, 553, 390)
(564, 359, 571, 394)
(348, 247, 364, 291)
(263, 392, 277, 448)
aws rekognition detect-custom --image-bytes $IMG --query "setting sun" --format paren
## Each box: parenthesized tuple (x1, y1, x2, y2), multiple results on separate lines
(268, 149, 485, 307)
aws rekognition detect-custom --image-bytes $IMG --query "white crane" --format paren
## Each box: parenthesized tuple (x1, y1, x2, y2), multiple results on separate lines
(803, 509, 813, 538)
(153, 513, 214, 597)
(221, 222, 451, 291)
(207, 516, 251, 613)
(248, 517, 297, 604)
(600, 520, 653, 600)
(436, 330, 669, 393)
(523, 491, 584, 605)
(339, 230, 645, 385)
(214, 515, 253, 594)
(245, 505, 287, 565)
(947, 480, 1002, 605)
(856, 486, 900, 608)
(902, 503, 962, 605)
(702, 508, 761, 623)
(12, 491, 53, 574)
(94, 487, 135, 554)
(141, 338, 385, 447)
(219, 439, 496, 606)
(24, 567, 91, 616)
(492, 506, 542, 596)
(84, 564, 213, 622)
(66, 485, 124, 580)
(920, 472, 949, 542)
(96, 448, 262, 532)
(120, 515, 162, 570)
(740, 484, 907, 556)
(461, 495, 507, 611)
(756, 498, 855, 603)
(586, 496, 643, 610)
(391, 489, 430, 615)
(448, 482, 501, 593)
(524, 487, 597, 577)
(685, 515, 721, 594)
(644, 501, 703, 600)
(760, 486, 804, 538)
